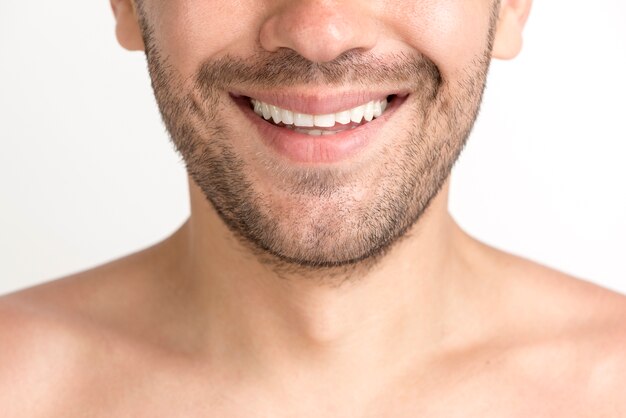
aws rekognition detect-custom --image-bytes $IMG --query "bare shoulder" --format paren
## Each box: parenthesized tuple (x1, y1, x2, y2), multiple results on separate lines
(0, 245, 169, 416)
(0, 289, 92, 416)
(506, 251, 626, 329)
(491, 249, 626, 412)
(554, 275, 626, 413)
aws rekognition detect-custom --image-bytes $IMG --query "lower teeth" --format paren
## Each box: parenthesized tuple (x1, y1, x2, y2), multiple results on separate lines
(293, 127, 356, 136)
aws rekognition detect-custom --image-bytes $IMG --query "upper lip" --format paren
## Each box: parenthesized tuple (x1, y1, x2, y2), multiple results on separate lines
(230, 89, 408, 115)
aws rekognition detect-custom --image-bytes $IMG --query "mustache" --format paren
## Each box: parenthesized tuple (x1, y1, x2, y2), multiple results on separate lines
(194, 48, 442, 94)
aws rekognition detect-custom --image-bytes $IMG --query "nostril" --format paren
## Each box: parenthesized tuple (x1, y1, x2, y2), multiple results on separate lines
(258, 2, 378, 64)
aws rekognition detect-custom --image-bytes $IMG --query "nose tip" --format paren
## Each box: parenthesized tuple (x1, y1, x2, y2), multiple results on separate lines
(259, 1, 378, 64)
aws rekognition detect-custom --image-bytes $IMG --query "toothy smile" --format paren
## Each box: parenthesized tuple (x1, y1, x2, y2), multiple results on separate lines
(228, 90, 410, 163)
(249, 96, 391, 136)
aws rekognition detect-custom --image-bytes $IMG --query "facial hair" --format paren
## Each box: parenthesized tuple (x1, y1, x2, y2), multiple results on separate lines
(135, 6, 498, 282)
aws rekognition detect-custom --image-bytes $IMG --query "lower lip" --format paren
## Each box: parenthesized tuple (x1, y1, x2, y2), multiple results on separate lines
(231, 94, 407, 164)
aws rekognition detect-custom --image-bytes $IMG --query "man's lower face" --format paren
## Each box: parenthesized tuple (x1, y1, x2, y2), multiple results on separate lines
(140, 17, 494, 271)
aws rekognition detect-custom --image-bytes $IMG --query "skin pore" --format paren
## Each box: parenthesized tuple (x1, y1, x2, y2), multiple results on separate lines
(2, 0, 626, 416)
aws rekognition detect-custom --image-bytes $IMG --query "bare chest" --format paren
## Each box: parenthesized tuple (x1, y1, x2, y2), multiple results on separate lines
(47, 368, 595, 418)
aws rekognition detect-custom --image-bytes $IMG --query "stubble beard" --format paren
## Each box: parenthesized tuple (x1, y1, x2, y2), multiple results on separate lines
(136, 9, 497, 282)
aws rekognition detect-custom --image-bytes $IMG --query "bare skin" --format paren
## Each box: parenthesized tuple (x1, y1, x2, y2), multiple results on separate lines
(2, 180, 626, 417)
(2, 0, 626, 416)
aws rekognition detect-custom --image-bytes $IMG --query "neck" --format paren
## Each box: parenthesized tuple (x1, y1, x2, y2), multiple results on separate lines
(161, 177, 498, 390)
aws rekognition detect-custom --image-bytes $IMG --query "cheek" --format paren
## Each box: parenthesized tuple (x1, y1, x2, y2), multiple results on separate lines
(149, 0, 264, 77)
(385, 0, 493, 79)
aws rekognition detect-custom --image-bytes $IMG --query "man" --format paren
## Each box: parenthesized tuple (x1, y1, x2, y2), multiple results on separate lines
(1, 0, 625, 415)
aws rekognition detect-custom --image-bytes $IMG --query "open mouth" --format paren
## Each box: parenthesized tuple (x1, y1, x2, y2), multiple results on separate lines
(229, 92, 409, 163)
(231, 94, 405, 136)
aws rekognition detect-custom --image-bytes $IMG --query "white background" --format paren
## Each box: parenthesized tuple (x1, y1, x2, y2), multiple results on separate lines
(0, 1, 625, 295)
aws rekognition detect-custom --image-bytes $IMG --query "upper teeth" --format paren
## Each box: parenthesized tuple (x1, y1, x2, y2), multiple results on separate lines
(250, 98, 389, 128)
